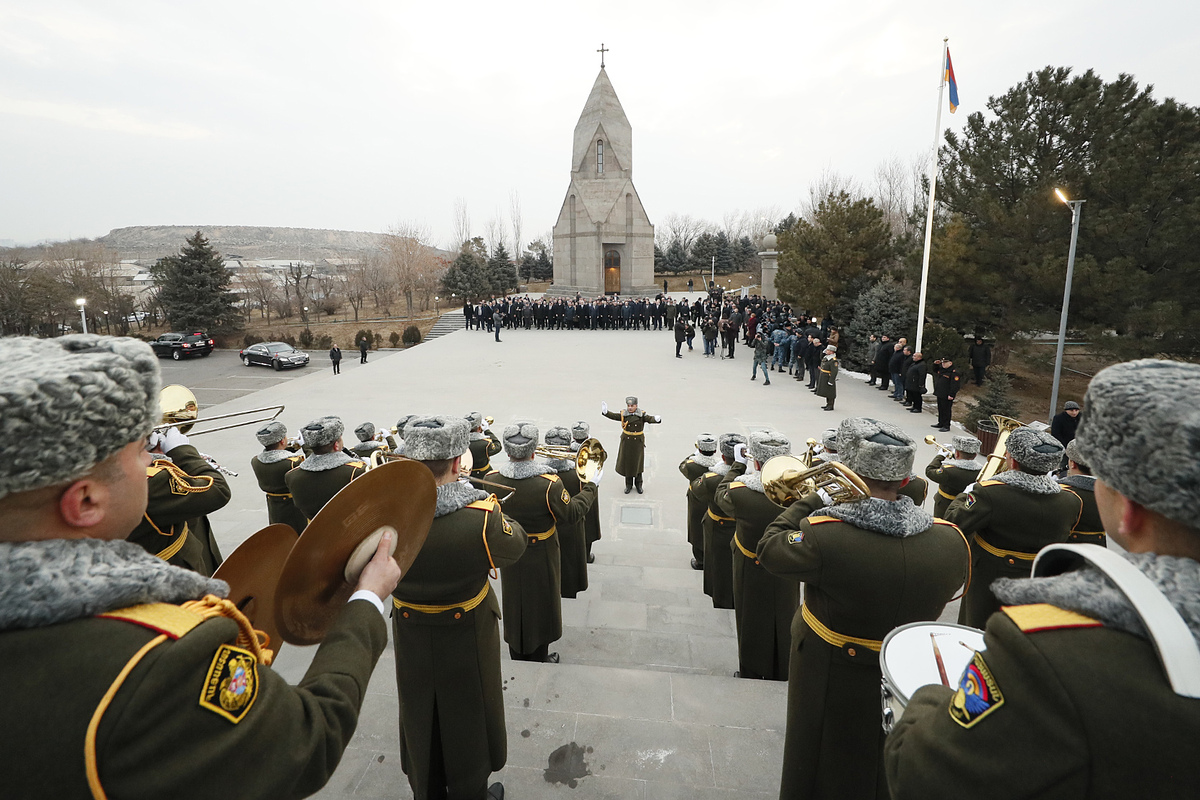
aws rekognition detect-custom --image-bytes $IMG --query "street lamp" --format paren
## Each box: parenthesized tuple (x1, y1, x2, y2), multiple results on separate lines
(75, 298, 87, 334)
(1049, 189, 1085, 421)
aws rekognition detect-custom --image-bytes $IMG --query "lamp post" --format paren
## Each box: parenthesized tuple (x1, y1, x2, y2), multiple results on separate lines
(1049, 189, 1085, 422)
(303, 306, 310, 341)
(76, 298, 87, 334)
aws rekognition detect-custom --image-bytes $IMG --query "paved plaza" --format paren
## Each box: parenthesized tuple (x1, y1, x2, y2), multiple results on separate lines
(200, 312, 965, 799)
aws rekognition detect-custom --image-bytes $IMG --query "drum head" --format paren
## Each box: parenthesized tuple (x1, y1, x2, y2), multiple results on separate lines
(212, 523, 299, 653)
(880, 622, 986, 703)
(275, 459, 436, 645)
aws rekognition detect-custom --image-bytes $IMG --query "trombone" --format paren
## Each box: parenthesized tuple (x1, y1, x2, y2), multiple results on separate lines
(760, 454, 869, 508)
(157, 384, 285, 437)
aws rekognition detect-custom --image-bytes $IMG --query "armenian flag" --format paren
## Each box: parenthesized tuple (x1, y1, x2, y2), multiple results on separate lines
(945, 48, 959, 113)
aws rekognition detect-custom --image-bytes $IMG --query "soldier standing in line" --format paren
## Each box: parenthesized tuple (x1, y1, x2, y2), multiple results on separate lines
(465, 412, 502, 480)
(487, 423, 598, 663)
(924, 434, 983, 519)
(815, 345, 838, 411)
(541, 427, 590, 599)
(1058, 439, 1105, 546)
(390, 416, 526, 800)
(758, 417, 969, 800)
(348, 421, 395, 460)
(570, 421, 604, 564)
(716, 431, 797, 680)
(679, 433, 720, 570)
(945, 426, 1082, 628)
(249, 420, 307, 534)
(127, 425, 229, 576)
(601, 396, 662, 494)
(691, 433, 747, 608)
(284, 416, 368, 522)
(930, 356, 961, 432)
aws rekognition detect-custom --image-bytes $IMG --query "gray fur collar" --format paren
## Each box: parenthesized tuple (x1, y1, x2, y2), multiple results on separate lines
(437, 481, 490, 518)
(711, 462, 733, 477)
(944, 458, 983, 471)
(993, 553, 1200, 645)
(541, 458, 575, 473)
(1060, 474, 1096, 492)
(992, 470, 1061, 494)
(257, 449, 295, 465)
(692, 453, 719, 469)
(498, 460, 556, 479)
(818, 496, 934, 538)
(470, 432, 487, 442)
(0, 539, 227, 631)
(301, 450, 353, 472)
(738, 471, 765, 494)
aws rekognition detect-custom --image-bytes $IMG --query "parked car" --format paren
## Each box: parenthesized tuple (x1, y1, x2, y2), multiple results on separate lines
(151, 331, 214, 360)
(240, 341, 311, 371)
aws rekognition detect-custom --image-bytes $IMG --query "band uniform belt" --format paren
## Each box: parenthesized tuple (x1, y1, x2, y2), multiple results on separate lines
(393, 582, 490, 616)
(526, 525, 557, 543)
(732, 533, 757, 561)
(820, 368, 831, 374)
(707, 509, 735, 523)
(801, 604, 883, 652)
(265, 491, 293, 498)
(975, 534, 1038, 562)
(937, 488, 956, 501)
(623, 430, 644, 436)
(154, 523, 190, 561)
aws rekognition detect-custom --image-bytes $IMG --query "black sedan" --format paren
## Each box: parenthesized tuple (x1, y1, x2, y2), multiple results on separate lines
(240, 342, 311, 370)
(151, 331, 214, 360)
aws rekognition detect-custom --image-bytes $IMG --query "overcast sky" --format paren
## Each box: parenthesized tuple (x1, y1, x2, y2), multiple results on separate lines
(2, 0, 1197, 251)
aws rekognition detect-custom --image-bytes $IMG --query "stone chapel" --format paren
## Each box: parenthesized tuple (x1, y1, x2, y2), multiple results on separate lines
(549, 68, 656, 297)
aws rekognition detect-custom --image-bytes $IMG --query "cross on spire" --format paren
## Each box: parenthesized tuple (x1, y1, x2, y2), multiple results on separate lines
(597, 43, 609, 69)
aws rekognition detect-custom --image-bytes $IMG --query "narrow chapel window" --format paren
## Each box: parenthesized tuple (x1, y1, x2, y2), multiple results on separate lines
(597, 140, 604, 174)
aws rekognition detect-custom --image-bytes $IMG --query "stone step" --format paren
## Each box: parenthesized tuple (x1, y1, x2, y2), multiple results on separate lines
(424, 310, 465, 340)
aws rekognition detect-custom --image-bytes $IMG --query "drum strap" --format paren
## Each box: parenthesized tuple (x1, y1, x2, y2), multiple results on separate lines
(975, 534, 1037, 561)
(801, 604, 883, 652)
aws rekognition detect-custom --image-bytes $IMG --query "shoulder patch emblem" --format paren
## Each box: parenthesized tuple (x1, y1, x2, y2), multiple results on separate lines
(561, 488, 571, 504)
(200, 644, 259, 724)
(787, 531, 805, 544)
(949, 651, 1004, 728)
(502, 517, 514, 536)
(963, 493, 976, 510)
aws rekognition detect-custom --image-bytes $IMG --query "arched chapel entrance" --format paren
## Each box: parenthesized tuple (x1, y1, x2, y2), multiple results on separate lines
(604, 249, 621, 294)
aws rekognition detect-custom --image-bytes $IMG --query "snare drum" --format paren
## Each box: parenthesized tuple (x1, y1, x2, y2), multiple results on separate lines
(880, 621, 985, 734)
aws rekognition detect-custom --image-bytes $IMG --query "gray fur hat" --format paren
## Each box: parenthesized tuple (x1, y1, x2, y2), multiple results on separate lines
(748, 430, 791, 464)
(625, 396, 638, 406)
(354, 421, 376, 442)
(696, 433, 718, 454)
(572, 421, 590, 441)
(1006, 427, 1063, 473)
(465, 411, 483, 429)
(1075, 359, 1200, 524)
(502, 422, 539, 461)
(837, 417, 916, 481)
(0, 335, 160, 500)
(953, 434, 981, 455)
(395, 414, 415, 437)
(404, 415, 470, 461)
(256, 420, 288, 447)
(821, 428, 838, 452)
(302, 416, 344, 448)
(719, 433, 747, 459)
(544, 426, 572, 447)
(1064, 439, 1087, 469)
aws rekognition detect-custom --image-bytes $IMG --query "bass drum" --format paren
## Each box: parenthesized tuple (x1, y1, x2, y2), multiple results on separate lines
(881, 621, 985, 734)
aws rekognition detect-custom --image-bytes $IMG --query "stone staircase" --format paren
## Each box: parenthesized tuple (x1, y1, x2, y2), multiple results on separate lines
(424, 309, 465, 341)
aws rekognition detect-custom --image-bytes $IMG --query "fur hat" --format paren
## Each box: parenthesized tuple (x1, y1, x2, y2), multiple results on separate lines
(837, 418, 916, 481)
(821, 428, 838, 452)
(354, 421, 376, 442)
(1006, 427, 1063, 474)
(0, 335, 160, 500)
(1064, 439, 1087, 469)
(748, 430, 791, 464)
(719, 433, 747, 459)
(404, 415, 470, 461)
(544, 426, 572, 447)
(464, 411, 483, 429)
(1075, 359, 1200, 525)
(572, 421, 590, 441)
(502, 422, 539, 461)
(696, 433, 718, 454)
(394, 414, 415, 438)
(625, 396, 638, 407)
(953, 434, 981, 455)
(302, 416, 344, 448)
(256, 420, 288, 447)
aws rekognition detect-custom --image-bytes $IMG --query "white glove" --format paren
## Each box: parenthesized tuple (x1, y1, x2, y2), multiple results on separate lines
(295, 430, 305, 446)
(601, 401, 608, 414)
(654, 415, 662, 423)
(733, 443, 748, 464)
(591, 468, 604, 486)
(482, 420, 491, 432)
(147, 431, 165, 452)
(162, 427, 190, 452)
(816, 487, 834, 506)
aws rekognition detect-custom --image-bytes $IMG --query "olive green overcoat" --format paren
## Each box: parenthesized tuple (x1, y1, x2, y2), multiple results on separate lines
(602, 409, 660, 477)
(250, 451, 308, 533)
(691, 462, 745, 608)
(924, 454, 980, 518)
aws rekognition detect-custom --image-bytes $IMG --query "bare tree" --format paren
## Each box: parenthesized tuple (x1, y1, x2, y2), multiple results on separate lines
(803, 168, 864, 221)
(509, 190, 523, 264)
(452, 198, 471, 252)
(484, 214, 504, 257)
(385, 222, 438, 319)
(872, 155, 923, 238)
(657, 213, 711, 253)
(238, 265, 280, 323)
(359, 249, 396, 316)
(286, 262, 316, 323)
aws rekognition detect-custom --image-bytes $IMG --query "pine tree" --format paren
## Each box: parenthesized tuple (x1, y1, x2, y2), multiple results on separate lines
(150, 231, 239, 333)
(842, 275, 915, 369)
(486, 242, 517, 294)
(441, 251, 489, 300)
(963, 369, 1020, 432)
(714, 231, 734, 274)
(689, 232, 718, 274)
(665, 240, 688, 274)
(534, 249, 553, 280)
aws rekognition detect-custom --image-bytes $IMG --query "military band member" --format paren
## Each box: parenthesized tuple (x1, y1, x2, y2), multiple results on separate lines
(815, 345, 838, 411)
(601, 396, 662, 494)
(716, 431, 797, 680)
(126, 424, 229, 576)
(691, 433, 746, 609)
(0, 334, 400, 799)
(680, 433, 720, 570)
(814, 428, 838, 463)
(571, 421, 604, 563)
(897, 471, 929, 507)
(945, 426, 1082, 628)
(285, 416, 368, 521)
(758, 418, 969, 800)
(1059, 439, 1105, 546)
(391, 416, 526, 800)
(466, 412, 502, 479)
(348, 421, 395, 460)
(488, 423, 598, 662)
(925, 434, 983, 518)
(542, 426, 590, 599)
(249, 420, 307, 534)
(885, 359, 1200, 799)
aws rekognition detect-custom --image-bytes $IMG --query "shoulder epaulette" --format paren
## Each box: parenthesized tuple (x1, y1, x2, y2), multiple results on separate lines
(728, 481, 746, 489)
(97, 603, 205, 639)
(541, 473, 561, 482)
(466, 496, 500, 512)
(1002, 603, 1102, 633)
(288, 455, 304, 465)
(980, 479, 1005, 487)
(703, 472, 717, 479)
(346, 460, 366, 468)
(806, 515, 839, 525)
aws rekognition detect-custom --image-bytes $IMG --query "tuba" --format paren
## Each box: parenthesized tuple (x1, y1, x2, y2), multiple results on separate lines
(760, 454, 869, 508)
(535, 438, 607, 483)
(978, 415, 1025, 481)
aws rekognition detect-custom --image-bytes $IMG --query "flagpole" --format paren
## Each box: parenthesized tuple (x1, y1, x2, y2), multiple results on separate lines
(914, 38, 948, 353)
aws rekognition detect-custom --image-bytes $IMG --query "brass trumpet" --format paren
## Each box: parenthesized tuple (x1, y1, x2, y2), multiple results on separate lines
(924, 434, 955, 459)
(760, 454, 869, 508)
(158, 384, 285, 437)
(535, 438, 607, 483)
